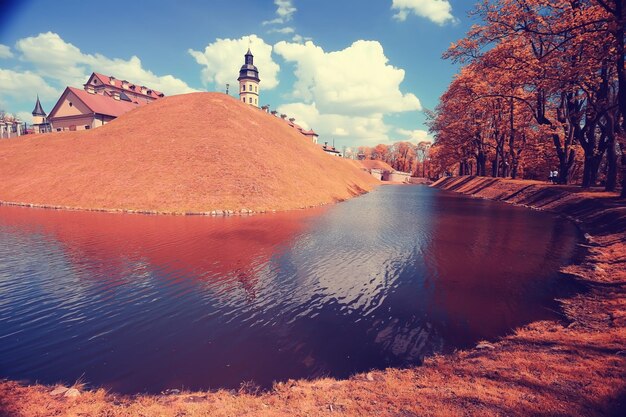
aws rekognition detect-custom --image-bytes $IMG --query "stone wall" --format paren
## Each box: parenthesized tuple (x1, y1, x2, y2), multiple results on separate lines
(382, 171, 411, 183)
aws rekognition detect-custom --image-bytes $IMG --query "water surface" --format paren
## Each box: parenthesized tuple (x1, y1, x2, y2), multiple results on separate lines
(0, 185, 580, 393)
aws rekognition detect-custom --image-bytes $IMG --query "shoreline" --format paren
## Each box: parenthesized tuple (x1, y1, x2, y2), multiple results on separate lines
(1, 176, 625, 416)
(0, 188, 371, 217)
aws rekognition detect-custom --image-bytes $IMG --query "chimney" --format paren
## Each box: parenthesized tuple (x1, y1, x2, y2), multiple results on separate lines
(280, 114, 287, 119)
(121, 80, 129, 89)
(140, 86, 147, 95)
(109, 76, 116, 85)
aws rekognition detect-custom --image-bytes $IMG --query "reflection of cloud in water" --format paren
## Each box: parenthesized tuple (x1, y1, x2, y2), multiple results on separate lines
(271, 186, 436, 317)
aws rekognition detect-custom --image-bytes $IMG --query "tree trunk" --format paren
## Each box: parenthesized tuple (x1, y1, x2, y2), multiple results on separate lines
(477, 151, 487, 176)
(558, 149, 575, 185)
(621, 152, 626, 198)
(499, 144, 508, 177)
(582, 154, 603, 188)
(615, 1, 626, 197)
(606, 134, 618, 191)
(511, 160, 519, 179)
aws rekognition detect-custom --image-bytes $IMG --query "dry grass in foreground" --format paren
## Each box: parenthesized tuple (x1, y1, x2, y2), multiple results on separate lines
(1, 176, 625, 416)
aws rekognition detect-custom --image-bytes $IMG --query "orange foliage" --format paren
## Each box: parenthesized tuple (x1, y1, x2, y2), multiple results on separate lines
(358, 141, 431, 176)
(432, 0, 625, 191)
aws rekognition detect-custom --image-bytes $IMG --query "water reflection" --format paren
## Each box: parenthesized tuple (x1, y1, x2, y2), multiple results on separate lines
(0, 186, 580, 393)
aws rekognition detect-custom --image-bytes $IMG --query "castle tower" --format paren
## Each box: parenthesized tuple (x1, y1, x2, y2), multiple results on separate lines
(32, 95, 46, 125)
(237, 48, 260, 107)
(31, 95, 49, 133)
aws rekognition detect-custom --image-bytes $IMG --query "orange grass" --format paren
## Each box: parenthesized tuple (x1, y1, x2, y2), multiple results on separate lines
(0, 93, 378, 214)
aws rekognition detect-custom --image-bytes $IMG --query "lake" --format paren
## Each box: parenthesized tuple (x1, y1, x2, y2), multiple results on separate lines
(0, 185, 581, 393)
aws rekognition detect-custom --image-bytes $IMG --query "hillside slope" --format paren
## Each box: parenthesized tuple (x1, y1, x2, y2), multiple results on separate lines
(359, 159, 394, 172)
(0, 93, 378, 213)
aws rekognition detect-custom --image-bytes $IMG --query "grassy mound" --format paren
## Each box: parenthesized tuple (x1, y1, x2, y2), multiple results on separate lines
(0, 93, 378, 213)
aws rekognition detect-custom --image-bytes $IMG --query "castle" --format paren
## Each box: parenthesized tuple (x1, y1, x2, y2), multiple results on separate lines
(30, 73, 164, 133)
(25, 49, 328, 150)
(236, 49, 323, 148)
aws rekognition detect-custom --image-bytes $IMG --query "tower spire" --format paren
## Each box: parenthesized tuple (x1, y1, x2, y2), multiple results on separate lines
(238, 48, 260, 107)
(32, 95, 46, 117)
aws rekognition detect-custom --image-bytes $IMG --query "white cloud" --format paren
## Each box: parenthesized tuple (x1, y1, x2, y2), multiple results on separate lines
(291, 34, 312, 43)
(0, 68, 59, 102)
(391, 0, 456, 25)
(15, 32, 196, 95)
(268, 27, 295, 35)
(263, 0, 296, 25)
(273, 40, 421, 116)
(16, 111, 33, 124)
(276, 102, 392, 144)
(0, 44, 13, 59)
(262, 0, 307, 41)
(272, 40, 422, 145)
(396, 128, 433, 143)
(189, 34, 280, 90)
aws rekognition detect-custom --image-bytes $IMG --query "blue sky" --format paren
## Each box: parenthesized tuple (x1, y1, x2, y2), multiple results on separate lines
(0, 0, 476, 148)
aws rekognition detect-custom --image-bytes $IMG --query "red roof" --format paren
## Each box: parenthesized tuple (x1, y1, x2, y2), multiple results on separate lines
(67, 87, 141, 117)
(91, 73, 164, 100)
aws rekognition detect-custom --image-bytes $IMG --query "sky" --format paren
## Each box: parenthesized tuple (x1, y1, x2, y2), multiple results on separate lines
(0, 0, 477, 148)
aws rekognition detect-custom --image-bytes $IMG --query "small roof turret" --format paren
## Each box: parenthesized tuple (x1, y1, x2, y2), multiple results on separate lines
(32, 95, 46, 117)
(238, 49, 260, 82)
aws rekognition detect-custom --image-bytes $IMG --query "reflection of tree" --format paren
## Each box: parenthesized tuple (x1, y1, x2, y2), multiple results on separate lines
(423, 194, 579, 345)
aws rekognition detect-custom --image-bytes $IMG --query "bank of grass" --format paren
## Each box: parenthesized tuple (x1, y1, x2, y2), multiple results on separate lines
(1, 176, 625, 416)
(0, 93, 378, 215)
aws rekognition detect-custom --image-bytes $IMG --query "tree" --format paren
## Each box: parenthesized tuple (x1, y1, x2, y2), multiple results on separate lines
(416, 141, 431, 177)
(435, 0, 623, 191)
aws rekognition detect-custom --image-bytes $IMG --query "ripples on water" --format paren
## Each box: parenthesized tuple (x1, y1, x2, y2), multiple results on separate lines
(0, 186, 581, 393)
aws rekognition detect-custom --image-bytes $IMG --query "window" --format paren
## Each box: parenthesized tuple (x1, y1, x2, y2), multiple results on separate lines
(254, 98, 257, 104)
(69, 102, 73, 107)
(242, 85, 245, 92)
(242, 98, 245, 102)
(255, 86, 257, 92)
(56, 128, 61, 132)
(249, 97, 252, 103)
(85, 125, 90, 130)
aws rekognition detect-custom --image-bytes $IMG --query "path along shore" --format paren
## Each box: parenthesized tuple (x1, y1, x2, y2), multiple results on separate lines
(1, 176, 625, 416)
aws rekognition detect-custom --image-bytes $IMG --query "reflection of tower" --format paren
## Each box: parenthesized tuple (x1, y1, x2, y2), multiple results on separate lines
(237, 49, 260, 107)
